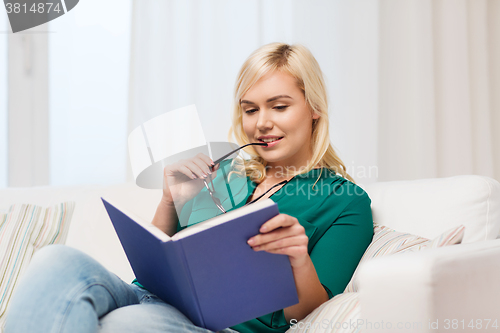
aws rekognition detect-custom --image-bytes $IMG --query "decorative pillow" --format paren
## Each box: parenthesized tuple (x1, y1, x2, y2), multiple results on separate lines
(0, 202, 75, 331)
(344, 223, 465, 293)
(287, 292, 360, 333)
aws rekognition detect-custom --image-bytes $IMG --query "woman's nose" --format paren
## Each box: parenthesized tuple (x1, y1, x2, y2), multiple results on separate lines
(256, 110, 274, 131)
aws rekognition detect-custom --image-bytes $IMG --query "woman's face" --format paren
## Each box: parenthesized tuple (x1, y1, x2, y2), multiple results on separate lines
(240, 71, 319, 172)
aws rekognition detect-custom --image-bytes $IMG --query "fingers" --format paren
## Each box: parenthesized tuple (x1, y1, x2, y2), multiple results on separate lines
(259, 214, 300, 233)
(246, 214, 308, 260)
(165, 153, 216, 180)
(185, 160, 209, 179)
(248, 223, 296, 244)
(247, 214, 306, 251)
(176, 164, 199, 180)
(196, 152, 214, 169)
(264, 245, 309, 257)
(185, 153, 218, 179)
(249, 234, 309, 253)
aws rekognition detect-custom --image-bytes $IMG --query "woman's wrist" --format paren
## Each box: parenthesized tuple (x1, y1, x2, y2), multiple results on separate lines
(284, 254, 328, 322)
(161, 194, 189, 210)
(290, 253, 313, 272)
(152, 197, 182, 236)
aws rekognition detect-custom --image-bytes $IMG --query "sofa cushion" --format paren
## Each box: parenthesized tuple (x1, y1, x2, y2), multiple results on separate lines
(0, 183, 163, 283)
(287, 292, 360, 332)
(344, 224, 464, 293)
(0, 202, 75, 330)
(364, 175, 500, 243)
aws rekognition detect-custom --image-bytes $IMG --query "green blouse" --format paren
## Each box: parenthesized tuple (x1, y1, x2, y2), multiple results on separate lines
(174, 160, 374, 333)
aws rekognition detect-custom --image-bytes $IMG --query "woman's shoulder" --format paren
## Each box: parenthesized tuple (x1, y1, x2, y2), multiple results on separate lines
(318, 168, 371, 206)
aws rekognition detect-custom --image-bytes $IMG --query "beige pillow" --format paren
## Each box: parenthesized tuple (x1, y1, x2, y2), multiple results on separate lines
(287, 292, 360, 333)
(0, 202, 75, 331)
(344, 224, 465, 293)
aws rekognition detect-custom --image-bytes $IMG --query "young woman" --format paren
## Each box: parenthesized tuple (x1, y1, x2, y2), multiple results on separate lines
(5, 43, 373, 333)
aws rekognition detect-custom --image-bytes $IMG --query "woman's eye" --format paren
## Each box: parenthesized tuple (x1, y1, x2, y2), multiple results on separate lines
(244, 106, 287, 114)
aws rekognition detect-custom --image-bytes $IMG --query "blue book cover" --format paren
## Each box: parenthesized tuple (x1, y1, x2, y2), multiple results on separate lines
(102, 198, 299, 331)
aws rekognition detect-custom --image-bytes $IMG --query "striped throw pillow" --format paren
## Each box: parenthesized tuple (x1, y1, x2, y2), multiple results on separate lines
(287, 292, 361, 333)
(344, 224, 465, 293)
(0, 202, 75, 331)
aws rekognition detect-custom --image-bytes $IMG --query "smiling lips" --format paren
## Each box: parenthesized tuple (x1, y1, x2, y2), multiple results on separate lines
(258, 136, 284, 148)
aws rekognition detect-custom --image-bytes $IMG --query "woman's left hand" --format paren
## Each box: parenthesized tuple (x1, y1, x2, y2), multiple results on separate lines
(247, 214, 309, 268)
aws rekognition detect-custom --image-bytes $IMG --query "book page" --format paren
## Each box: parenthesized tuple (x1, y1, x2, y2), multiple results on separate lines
(102, 197, 171, 242)
(137, 218, 171, 242)
(172, 199, 274, 240)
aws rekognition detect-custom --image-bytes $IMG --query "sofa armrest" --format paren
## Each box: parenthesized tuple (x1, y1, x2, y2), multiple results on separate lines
(358, 239, 500, 333)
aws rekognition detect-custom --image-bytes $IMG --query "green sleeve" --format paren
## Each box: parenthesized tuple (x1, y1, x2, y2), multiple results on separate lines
(310, 191, 374, 298)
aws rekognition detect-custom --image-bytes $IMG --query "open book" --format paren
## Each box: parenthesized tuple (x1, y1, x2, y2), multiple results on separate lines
(101, 198, 298, 331)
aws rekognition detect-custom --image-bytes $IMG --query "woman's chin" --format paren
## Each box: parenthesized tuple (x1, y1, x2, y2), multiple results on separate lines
(259, 154, 289, 165)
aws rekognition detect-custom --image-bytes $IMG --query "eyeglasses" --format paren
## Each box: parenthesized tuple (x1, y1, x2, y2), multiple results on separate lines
(203, 142, 274, 214)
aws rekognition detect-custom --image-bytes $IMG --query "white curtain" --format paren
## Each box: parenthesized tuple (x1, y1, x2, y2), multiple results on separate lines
(128, 0, 500, 185)
(378, 0, 500, 182)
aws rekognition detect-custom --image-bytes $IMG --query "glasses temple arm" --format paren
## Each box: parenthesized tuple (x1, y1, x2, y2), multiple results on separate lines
(210, 142, 268, 171)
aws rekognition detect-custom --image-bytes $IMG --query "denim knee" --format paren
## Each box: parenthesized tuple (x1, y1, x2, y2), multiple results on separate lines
(5, 245, 140, 333)
(31, 244, 77, 265)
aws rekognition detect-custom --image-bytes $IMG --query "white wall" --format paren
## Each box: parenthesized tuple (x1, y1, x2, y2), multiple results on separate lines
(128, 0, 380, 188)
(0, 13, 7, 188)
(292, 1, 379, 187)
(48, 0, 132, 186)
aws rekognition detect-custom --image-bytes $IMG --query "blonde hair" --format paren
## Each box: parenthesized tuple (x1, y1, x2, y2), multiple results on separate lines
(227, 42, 355, 184)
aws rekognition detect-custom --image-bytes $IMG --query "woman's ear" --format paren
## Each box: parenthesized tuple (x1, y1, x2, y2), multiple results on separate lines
(312, 113, 320, 127)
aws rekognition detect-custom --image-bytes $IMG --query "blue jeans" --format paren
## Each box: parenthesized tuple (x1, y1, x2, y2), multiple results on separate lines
(5, 244, 239, 333)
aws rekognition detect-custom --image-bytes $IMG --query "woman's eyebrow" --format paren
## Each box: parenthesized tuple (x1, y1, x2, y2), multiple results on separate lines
(240, 95, 293, 105)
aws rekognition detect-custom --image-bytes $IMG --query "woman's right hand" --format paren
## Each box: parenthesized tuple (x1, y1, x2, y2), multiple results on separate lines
(161, 153, 219, 208)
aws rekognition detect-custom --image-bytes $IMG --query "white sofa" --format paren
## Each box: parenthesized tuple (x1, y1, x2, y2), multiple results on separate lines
(358, 176, 500, 333)
(1, 175, 500, 332)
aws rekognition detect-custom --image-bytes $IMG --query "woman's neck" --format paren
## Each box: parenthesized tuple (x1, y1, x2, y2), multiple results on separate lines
(263, 163, 321, 181)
